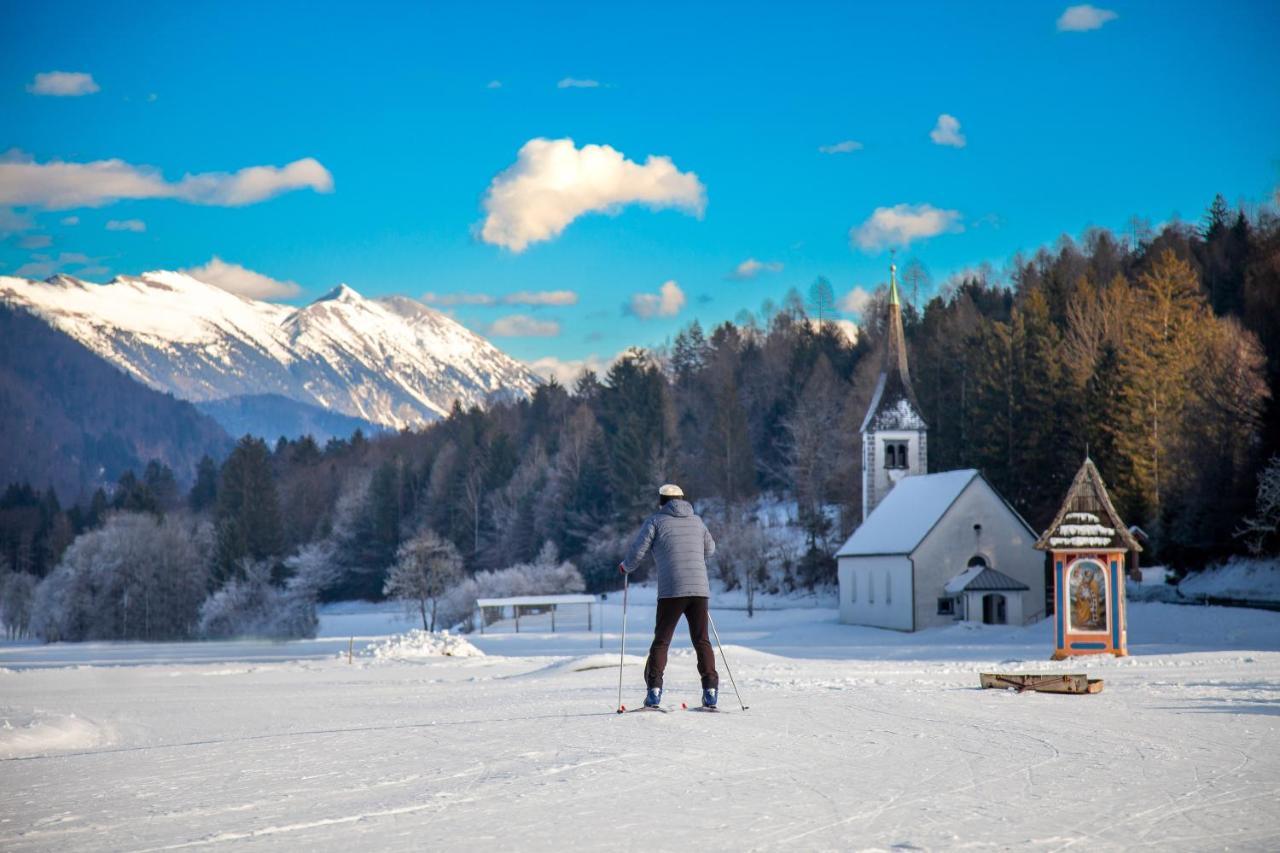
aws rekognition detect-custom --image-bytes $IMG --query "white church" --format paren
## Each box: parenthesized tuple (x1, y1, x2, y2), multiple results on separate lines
(835, 265, 1045, 631)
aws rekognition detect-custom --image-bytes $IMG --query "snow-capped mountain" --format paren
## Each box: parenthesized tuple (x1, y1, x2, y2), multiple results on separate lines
(0, 271, 542, 430)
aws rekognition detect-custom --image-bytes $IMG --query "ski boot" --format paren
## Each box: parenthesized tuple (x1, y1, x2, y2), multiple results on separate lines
(701, 687, 718, 709)
(643, 687, 663, 708)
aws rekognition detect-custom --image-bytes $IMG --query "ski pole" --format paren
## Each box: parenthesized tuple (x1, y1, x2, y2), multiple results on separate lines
(708, 612, 749, 711)
(616, 573, 629, 713)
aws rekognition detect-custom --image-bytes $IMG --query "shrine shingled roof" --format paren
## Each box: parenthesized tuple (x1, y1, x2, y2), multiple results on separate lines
(1034, 457, 1141, 552)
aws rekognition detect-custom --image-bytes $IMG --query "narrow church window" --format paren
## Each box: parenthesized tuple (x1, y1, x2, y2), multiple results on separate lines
(868, 573, 875, 604)
(850, 571, 857, 603)
(885, 571, 891, 604)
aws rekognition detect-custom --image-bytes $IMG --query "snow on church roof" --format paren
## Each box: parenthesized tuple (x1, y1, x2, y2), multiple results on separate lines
(837, 469, 980, 557)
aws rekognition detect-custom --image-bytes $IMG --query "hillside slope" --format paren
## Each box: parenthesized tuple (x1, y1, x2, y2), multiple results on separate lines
(0, 304, 232, 500)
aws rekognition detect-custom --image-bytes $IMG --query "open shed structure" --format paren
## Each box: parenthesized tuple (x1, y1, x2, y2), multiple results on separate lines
(1035, 458, 1140, 659)
(473, 594, 597, 634)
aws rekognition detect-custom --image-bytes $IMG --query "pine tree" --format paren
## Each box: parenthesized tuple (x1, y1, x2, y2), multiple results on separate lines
(214, 436, 282, 585)
(189, 455, 218, 512)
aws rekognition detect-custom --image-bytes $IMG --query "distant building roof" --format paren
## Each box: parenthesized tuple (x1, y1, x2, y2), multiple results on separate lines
(837, 469, 980, 556)
(1035, 457, 1141, 552)
(945, 565, 1030, 594)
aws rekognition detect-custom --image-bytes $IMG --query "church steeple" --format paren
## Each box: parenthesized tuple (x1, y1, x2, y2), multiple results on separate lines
(882, 261, 917, 406)
(861, 261, 924, 433)
(860, 259, 928, 521)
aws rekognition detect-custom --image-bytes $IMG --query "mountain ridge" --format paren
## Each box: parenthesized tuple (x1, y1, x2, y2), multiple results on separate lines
(0, 271, 542, 431)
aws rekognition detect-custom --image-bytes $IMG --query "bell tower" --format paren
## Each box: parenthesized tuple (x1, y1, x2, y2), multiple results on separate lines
(861, 260, 928, 521)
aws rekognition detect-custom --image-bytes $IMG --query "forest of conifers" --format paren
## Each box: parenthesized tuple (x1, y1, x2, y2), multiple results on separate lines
(3, 194, 1278, 618)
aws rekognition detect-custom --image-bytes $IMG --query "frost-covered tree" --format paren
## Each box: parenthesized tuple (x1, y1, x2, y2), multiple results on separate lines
(31, 512, 209, 642)
(1, 568, 36, 639)
(1237, 456, 1280, 556)
(712, 518, 770, 618)
(198, 557, 319, 640)
(384, 528, 463, 631)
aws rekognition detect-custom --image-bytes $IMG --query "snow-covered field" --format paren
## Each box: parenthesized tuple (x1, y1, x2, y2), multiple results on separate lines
(2, 592, 1278, 851)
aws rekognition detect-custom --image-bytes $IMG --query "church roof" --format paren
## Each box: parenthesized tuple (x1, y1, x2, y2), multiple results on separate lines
(860, 265, 926, 433)
(838, 469, 981, 556)
(1035, 457, 1142, 552)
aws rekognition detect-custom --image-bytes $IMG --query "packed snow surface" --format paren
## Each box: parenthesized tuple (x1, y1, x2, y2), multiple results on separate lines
(362, 630, 485, 660)
(1, 595, 1278, 851)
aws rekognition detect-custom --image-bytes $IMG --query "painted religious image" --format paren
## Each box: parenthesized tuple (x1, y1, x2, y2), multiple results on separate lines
(1069, 562, 1108, 632)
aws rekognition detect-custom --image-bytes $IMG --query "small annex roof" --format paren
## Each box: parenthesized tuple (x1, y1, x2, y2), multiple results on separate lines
(944, 565, 1030, 594)
(1035, 457, 1141, 552)
(837, 469, 980, 557)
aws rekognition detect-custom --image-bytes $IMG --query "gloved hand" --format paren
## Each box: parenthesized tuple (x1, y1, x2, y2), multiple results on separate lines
(618, 562, 627, 576)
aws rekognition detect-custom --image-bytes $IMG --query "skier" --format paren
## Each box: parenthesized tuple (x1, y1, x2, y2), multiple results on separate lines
(618, 483, 719, 709)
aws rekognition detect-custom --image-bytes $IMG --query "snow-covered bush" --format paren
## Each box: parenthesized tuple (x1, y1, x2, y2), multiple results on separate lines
(197, 558, 319, 640)
(31, 512, 209, 642)
(1, 571, 36, 639)
(442, 541, 585, 631)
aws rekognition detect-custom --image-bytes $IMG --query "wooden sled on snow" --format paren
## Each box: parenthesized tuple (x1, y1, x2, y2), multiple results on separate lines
(979, 672, 1103, 694)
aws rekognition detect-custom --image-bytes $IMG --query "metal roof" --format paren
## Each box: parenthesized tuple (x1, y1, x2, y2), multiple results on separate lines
(949, 566, 1030, 592)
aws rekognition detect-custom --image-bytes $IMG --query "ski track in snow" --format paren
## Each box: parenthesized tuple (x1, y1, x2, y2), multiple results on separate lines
(1, 600, 1278, 852)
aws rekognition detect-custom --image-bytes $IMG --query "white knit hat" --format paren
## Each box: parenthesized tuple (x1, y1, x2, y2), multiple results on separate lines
(658, 483, 684, 498)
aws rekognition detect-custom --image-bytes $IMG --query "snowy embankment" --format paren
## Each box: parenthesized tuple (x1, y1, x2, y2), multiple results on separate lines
(1130, 558, 1280, 605)
(1178, 557, 1280, 602)
(1, 597, 1278, 851)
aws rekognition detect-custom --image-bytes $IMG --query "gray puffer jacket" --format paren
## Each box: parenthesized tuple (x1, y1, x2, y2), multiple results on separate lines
(621, 499, 716, 599)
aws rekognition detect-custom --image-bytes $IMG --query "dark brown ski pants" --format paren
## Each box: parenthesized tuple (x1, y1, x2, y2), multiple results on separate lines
(644, 596, 719, 690)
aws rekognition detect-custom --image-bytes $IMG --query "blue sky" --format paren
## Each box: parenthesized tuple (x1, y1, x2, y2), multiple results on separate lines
(2, 1, 1278, 374)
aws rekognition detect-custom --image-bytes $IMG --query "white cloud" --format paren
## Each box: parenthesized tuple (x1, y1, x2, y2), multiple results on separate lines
(14, 251, 93, 278)
(182, 257, 302, 300)
(1057, 4, 1118, 31)
(557, 78, 601, 89)
(60, 215, 79, 226)
(486, 314, 561, 337)
(527, 352, 620, 385)
(728, 258, 783, 280)
(27, 71, 99, 97)
(17, 234, 52, 249)
(480, 138, 705, 252)
(0, 151, 333, 210)
(421, 292, 498, 306)
(106, 219, 146, 232)
(486, 80, 503, 89)
(504, 290, 579, 306)
(930, 114, 966, 148)
(851, 203, 964, 252)
(819, 140, 863, 154)
(838, 286, 874, 315)
(0, 208, 33, 235)
(832, 318, 859, 343)
(628, 279, 685, 319)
